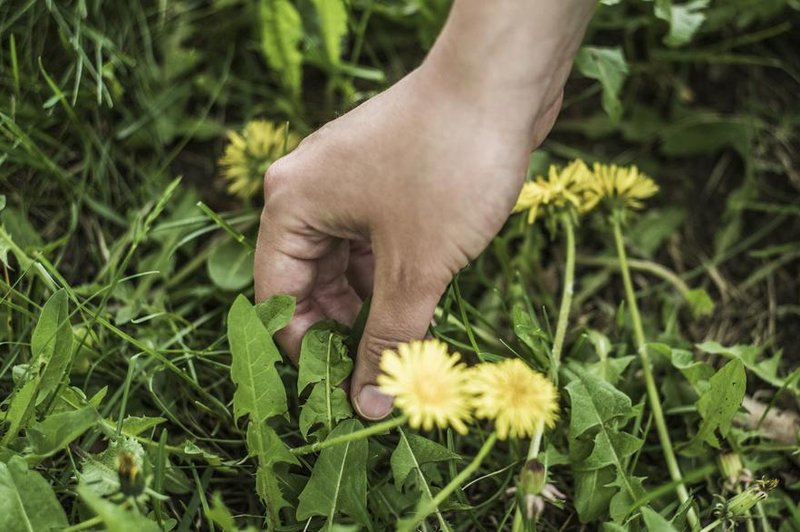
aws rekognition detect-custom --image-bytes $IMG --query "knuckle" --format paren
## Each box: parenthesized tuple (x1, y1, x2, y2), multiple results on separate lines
(263, 156, 296, 201)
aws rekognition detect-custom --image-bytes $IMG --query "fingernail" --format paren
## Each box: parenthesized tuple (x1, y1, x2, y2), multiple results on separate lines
(356, 385, 394, 420)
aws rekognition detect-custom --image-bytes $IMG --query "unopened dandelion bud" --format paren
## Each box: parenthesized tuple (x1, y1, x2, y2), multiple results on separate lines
(519, 459, 546, 496)
(726, 479, 777, 518)
(718, 451, 744, 484)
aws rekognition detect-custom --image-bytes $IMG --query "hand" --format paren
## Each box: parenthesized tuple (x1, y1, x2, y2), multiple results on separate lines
(254, 61, 563, 420)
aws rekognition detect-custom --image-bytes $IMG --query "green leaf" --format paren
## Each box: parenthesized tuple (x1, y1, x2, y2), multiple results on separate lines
(311, 0, 348, 67)
(78, 484, 160, 532)
(228, 295, 296, 526)
(655, 0, 710, 47)
(574, 46, 629, 121)
(656, 345, 713, 389)
(260, 0, 303, 96)
(31, 289, 74, 406)
(628, 208, 686, 257)
(391, 429, 460, 488)
(641, 506, 680, 531)
(0, 456, 68, 532)
(207, 240, 254, 292)
(687, 358, 746, 451)
(27, 406, 97, 458)
(696, 341, 784, 389)
(685, 288, 715, 318)
(228, 295, 287, 422)
(299, 385, 353, 440)
(297, 419, 370, 528)
(1, 379, 37, 446)
(255, 295, 295, 335)
(80, 438, 147, 498)
(207, 492, 259, 531)
(567, 369, 641, 523)
(119, 415, 167, 437)
(298, 322, 353, 394)
(566, 367, 633, 440)
(578, 430, 642, 471)
(573, 467, 616, 523)
(511, 303, 549, 368)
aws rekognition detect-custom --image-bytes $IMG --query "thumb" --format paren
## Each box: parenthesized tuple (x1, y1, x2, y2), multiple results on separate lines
(350, 266, 445, 420)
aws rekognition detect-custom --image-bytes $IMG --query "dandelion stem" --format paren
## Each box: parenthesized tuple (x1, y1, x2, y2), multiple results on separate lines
(512, 419, 546, 532)
(289, 415, 407, 456)
(612, 215, 699, 530)
(549, 212, 576, 383)
(699, 518, 722, 532)
(400, 432, 498, 532)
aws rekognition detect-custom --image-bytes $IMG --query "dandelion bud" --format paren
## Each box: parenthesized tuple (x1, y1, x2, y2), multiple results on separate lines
(722, 479, 777, 520)
(718, 451, 743, 483)
(519, 459, 546, 496)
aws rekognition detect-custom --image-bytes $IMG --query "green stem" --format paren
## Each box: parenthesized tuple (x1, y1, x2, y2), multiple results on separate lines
(290, 415, 407, 456)
(63, 516, 104, 532)
(549, 213, 576, 383)
(699, 518, 722, 532)
(512, 420, 546, 532)
(399, 432, 498, 532)
(612, 216, 699, 531)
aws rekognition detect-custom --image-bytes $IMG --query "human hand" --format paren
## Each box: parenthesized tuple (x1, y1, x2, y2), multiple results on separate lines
(255, 0, 594, 420)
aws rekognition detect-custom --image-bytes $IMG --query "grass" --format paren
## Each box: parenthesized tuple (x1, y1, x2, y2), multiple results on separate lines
(1, 0, 799, 530)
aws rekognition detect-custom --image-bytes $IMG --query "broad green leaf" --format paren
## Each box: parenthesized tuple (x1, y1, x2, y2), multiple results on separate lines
(608, 473, 646, 523)
(31, 289, 74, 405)
(27, 406, 97, 458)
(578, 430, 642, 471)
(0, 456, 68, 532)
(658, 345, 713, 390)
(228, 295, 296, 526)
(574, 46, 629, 121)
(255, 295, 295, 335)
(655, 0, 710, 47)
(298, 322, 353, 394)
(573, 467, 616, 523)
(391, 429, 460, 488)
(629, 208, 686, 257)
(207, 240, 254, 292)
(299, 385, 352, 440)
(297, 419, 369, 528)
(1, 379, 37, 445)
(641, 506, 680, 531)
(119, 415, 167, 437)
(260, 0, 303, 96)
(685, 288, 715, 318)
(697, 341, 784, 389)
(565, 367, 633, 440)
(246, 424, 299, 525)
(687, 358, 746, 451)
(511, 303, 549, 368)
(78, 484, 160, 532)
(228, 295, 287, 422)
(311, 0, 347, 66)
(80, 438, 147, 497)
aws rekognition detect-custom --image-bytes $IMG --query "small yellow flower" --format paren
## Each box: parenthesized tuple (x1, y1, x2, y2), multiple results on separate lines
(513, 160, 592, 224)
(468, 359, 559, 440)
(219, 120, 300, 199)
(580, 163, 659, 212)
(378, 340, 472, 434)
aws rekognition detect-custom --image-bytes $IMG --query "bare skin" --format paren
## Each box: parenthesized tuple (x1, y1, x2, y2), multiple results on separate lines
(255, 0, 597, 420)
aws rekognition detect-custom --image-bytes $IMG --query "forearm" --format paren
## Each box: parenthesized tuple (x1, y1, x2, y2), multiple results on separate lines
(422, 0, 596, 136)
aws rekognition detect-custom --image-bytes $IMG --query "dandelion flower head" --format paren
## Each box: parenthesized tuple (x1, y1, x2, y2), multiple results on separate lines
(219, 120, 300, 199)
(513, 159, 592, 224)
(581, 163, 658, 212)
(468, 358, 559, 440)
(378, 339, 472, 434)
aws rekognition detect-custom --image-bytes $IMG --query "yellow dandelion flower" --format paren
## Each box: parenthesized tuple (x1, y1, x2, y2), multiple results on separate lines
(468, 359, 559, 440)
(580, 163, 659, 212)
(218, 120, 300, 199)
(378, 339, 472, 434)
(512, 160, 592, 224)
